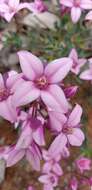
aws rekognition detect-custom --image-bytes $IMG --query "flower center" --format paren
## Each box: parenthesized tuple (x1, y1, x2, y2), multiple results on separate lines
(0, 87, 10, 101)
(62, 126, 73, 134)
(74, 0, 80, 7)
(50, 176, 56, 184)
(35, 76, 48, 89)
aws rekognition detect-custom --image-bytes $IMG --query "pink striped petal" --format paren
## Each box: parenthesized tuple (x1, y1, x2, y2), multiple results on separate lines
(41, 85, 69, 113)
(49, 133, 67, 156)
(60, 0, 73, 7)
(7, 149, 25, 167)
(12, 81, 40, 107)
(45, 58, 73, 83)
(42, 162, 52, 173)
(80, 70, 92, 80)
(67, 128, 85, 146)
(49, 110, 67, 132)
(71, 7, 81, 23)
(53, 163, 63, 176)
(17, 51, 43, 80)
(81, 0, 92, 9)
(68, 104, 82, 127)
(33, 126, 45, 146)
(69, 48, 78, 61)
(0, 96, 17, 123)
(26, 147, 41, 171)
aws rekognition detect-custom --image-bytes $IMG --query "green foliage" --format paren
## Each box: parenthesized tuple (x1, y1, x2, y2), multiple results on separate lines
(4, 33, 22, 49)
(27, 14, 92, 61)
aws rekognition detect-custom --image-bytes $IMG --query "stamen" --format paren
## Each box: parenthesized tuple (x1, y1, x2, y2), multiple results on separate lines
(0, 87, 10, 101)
(74, 0, 80, 7)
(62, 126, 73, 134)
(35, 76, 48, 89)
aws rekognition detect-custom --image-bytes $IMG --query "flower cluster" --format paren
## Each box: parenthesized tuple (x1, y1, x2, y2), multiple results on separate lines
(0, 0, 92, 190)
(0, 50, 85, 189)
(27, 154, 92, 190)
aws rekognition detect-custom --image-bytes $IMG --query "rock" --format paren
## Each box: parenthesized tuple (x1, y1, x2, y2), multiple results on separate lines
(0, 159, 6, 184)
(22, 11, 60, 30)
(51, 0, 58, 6)
(8, 53, 18, 66)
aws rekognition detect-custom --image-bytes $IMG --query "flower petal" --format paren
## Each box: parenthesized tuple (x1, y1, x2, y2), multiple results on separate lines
(85, 11, 92, 20)
(80, 70, 92, 80)
(45, 58, 73, 83)
(68, 104, 82, 127)
(12, 81, 40, 107)
(71, 7, 81, 23)
(17, 51, 43, 80)
(49, 133, 67, 156)
(42, 162, 52, 173)
(0, 96, 17, 123)
(26, 146, 41, 171)
(68, 128, 85, 146)
(38, 174, 49, 184)
(53, 163, 63, 176)
(60, 0, 73, 7)
(41, 85, 69, 113)
(48, 110, 67, 132)
(33, 126, 45, 146)
(69, 48, 78, 61)
(81, 0, 92, 9)
(7, 149, 25, 167)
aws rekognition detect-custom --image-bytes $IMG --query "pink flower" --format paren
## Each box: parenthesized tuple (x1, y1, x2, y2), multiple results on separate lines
(70, 177, 78, 190)
(75, 156, 91, 173)
(80, 58, 92, 80)
(60, 0, 92, 23)
(13, 50, 73, 113)
(0, 71, 22, 122)
(42, 146, 63, 176)
(49, 104, 85, 146)
(6, 142, 42, 171)
(39, 173, 58, 190)
(16, 111, 45, 148)
(0, 0, 33, 22)
(29, 0, 48, 14)
(69, 48, 86, 75)
(85, 11, 92, 20)
(44, 131, 67, 156)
